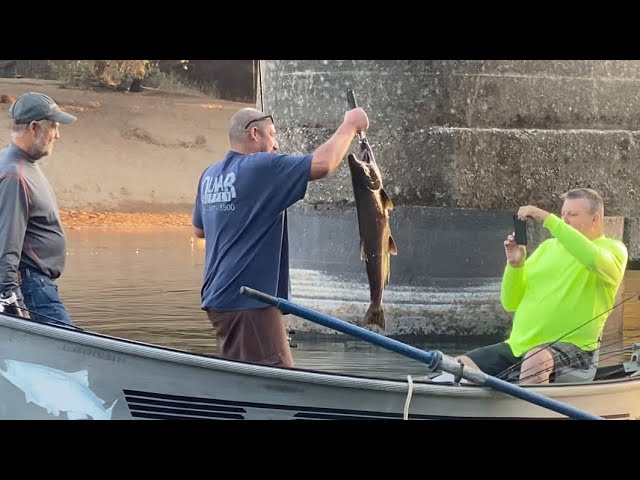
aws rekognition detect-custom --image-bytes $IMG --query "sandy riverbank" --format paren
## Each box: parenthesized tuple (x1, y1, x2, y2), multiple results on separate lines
(60, 210, 194, 231)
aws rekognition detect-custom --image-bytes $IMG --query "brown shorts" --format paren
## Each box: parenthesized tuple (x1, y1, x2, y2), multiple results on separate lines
(206, 306, 294, 368)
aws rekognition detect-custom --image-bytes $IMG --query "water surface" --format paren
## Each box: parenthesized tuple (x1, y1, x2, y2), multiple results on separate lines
(56, 227, 640, 379)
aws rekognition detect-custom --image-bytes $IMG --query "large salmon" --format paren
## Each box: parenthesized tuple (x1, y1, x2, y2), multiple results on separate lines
(348, 138, 397, 330)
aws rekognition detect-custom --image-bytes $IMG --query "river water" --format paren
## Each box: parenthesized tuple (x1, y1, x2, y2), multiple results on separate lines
(56, 227, 640, 380)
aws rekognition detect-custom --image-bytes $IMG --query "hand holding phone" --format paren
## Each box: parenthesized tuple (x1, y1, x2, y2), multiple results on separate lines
(513, 215, 528, 246)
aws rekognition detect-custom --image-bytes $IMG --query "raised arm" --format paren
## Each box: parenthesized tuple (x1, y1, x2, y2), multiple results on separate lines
(500, 231, 534, 312)
(544, 213, 627, 285)
(309, 107, 369, 181)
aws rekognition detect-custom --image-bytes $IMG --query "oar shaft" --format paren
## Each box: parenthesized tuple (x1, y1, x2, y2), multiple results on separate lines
(239, 286, 603, 420)
(481, 375, 601, 420)
(240, 287, 441, 369)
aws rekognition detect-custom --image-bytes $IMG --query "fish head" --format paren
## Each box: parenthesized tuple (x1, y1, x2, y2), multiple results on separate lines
(347, 147, 382, 191)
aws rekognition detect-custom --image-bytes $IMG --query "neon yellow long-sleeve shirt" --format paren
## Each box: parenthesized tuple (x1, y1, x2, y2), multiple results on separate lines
(503, 213, 628, 358)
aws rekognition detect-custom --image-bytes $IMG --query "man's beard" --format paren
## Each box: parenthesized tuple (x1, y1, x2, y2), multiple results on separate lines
(27, 133, 50, 160)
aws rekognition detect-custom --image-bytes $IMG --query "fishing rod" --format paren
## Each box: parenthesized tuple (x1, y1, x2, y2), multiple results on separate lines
(516, 325, 640, 384)
(516, 330, 640, 384)
(588, 343, 640, 382)
(239, 285, 604, 420)
(0, 296, 82, 331)
(517, 346, 639, 385)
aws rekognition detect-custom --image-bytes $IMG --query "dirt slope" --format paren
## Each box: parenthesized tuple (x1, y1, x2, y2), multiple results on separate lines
(0, 78, 253, 228)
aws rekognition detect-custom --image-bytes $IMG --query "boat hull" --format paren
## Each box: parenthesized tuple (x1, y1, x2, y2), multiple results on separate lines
(0, 314, 638, 420)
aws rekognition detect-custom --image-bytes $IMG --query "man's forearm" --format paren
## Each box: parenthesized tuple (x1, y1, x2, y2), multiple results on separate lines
(309, 122, 358, 180)
(544, 214, 626, 285)
(500, 263, 527, 312)
(0, 257, 21, 295)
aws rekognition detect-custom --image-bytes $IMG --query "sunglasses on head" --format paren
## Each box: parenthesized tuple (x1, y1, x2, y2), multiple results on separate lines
(245, 114, 274, 130)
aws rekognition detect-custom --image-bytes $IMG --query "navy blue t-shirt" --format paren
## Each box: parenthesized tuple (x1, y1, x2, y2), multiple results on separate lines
(192, 150, 313, 311)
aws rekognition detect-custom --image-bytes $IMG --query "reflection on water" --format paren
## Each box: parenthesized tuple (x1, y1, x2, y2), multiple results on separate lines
(61, 228, 216, 353)
(57, 227, 640, 380)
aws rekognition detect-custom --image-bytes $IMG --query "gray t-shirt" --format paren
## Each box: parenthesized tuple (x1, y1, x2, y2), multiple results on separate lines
(192, 150, 313, 311)
(0, 143, 66, 295)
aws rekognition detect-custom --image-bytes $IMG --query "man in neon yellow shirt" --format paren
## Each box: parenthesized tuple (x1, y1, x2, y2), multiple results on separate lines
(457, 188, 628, 384)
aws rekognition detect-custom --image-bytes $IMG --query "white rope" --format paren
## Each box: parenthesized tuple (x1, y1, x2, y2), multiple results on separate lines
(403, 375, 414, 420)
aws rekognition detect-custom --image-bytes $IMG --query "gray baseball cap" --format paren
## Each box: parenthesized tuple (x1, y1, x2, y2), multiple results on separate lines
(10, 92, 77, 125)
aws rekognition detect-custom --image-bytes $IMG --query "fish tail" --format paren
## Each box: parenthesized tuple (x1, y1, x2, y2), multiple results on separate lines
(363, 304, 386, 330)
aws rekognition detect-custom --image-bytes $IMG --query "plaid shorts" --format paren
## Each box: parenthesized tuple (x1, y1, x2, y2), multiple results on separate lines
(465, 341, 594, 380)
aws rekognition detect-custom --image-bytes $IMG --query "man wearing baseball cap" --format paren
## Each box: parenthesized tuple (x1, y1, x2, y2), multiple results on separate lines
(10, 91, 77, 125)
(0, 92, 77, 326)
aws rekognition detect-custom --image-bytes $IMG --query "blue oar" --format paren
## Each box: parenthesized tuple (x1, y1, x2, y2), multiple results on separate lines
(240, 286, 603, 420)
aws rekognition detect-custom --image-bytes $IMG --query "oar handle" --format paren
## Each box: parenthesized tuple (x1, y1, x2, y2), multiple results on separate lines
(240, 286, 278, 307)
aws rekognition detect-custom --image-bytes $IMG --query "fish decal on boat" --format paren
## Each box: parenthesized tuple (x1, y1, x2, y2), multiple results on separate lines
(0, 359, 118, 420)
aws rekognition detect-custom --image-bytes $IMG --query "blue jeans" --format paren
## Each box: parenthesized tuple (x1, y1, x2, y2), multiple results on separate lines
(18, 267, 74, 326)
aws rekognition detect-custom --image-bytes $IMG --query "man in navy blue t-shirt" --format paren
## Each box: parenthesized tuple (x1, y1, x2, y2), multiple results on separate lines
(192, 106, 369, 368)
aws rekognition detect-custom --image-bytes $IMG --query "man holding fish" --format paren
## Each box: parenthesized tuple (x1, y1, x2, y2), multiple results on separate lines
(192, 105, 369, 368)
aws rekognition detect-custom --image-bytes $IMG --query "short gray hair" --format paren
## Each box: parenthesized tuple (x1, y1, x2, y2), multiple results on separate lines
(229, 107, 272, 143)
(562, 187, 604, 216)
(9, 119, 53, 142)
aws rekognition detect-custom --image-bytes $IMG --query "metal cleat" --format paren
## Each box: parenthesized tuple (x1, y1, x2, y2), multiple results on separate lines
(623, 343, 640, 376)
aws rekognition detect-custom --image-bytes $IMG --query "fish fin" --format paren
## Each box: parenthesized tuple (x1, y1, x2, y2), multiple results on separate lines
(45, 404, 60, 417)
(388, 235, 398, 255)
(385, 263, 391, 287)
(92, 399, 118, 420)
(107, 399, 118, 415)
(363, 304, 386, 330)
(380, 188, 394, 211)
(360, 240, 366, 261)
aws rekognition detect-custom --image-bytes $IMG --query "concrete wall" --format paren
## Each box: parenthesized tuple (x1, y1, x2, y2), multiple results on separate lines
(260, 60, 633, 342)
(285, 204, 514, 339)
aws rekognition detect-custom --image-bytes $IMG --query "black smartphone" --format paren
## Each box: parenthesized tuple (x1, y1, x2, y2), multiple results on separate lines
(513, 215, 528, 245)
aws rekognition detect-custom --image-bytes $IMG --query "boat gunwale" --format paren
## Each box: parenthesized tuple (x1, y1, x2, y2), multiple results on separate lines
(1, 313, 639, 400)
